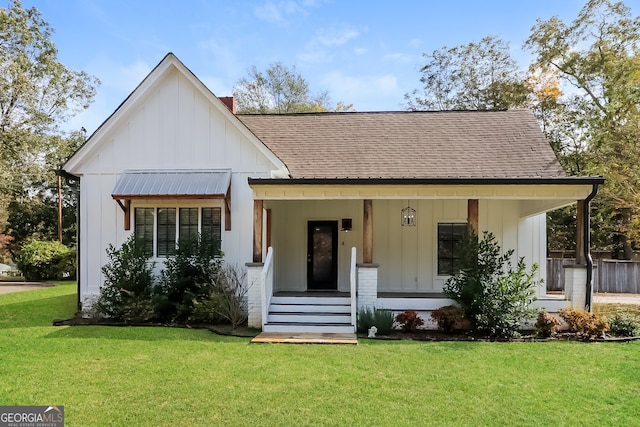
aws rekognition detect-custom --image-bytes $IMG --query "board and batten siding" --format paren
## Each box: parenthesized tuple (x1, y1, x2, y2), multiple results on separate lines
(73, 69, 278, 300)
(266, 198, 547, 295)
(267, 199, 364, 293)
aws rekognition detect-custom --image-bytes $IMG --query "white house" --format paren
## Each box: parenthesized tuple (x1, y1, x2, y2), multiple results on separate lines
(62, 53, 603, 333)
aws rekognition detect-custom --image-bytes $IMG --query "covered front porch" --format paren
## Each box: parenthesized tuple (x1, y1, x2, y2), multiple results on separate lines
(245, 178, 601, 332)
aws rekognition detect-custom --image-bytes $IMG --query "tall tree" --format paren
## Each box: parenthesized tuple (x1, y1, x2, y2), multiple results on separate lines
(232, 62, 352, 113)
(405, 36, 529, 111)
(0, 0, 97, 250)
(526, 0, 640, 258)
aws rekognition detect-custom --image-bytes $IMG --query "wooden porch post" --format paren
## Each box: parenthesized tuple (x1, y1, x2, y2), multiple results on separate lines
(266, 208, 272, 250)
(363, 199, 373, 263)
(468, 199, 478, 235)
(576, 200, 585, 264)
(253, 200, 263, 263)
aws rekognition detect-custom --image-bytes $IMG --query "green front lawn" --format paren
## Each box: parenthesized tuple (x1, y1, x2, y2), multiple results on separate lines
(1, 283, 639, 426)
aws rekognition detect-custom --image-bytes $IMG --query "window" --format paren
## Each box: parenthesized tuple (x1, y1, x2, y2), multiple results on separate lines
(133, 207, 222, 257)
(201, 207, 222, 251)
(134, 208, 154, 257)
(179, 208, 199, 244)
(437, 223, 467, 276)
(157, 208, 177, 256)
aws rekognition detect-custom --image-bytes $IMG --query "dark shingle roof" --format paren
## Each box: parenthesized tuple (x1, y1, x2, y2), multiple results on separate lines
(237, 110, 566, 179)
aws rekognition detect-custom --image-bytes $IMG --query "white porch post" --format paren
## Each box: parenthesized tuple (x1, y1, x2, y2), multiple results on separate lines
(246, 263, 263, 328)
(564, 264, 588, 310)
(358, 198, 378, 311)
(357, 263, 379, 311)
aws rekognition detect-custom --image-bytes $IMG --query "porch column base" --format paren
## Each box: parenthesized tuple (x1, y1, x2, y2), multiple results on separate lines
(357, 263, 379, 311)
(246, 263, 264, 329)
(563, 264, 589, 310)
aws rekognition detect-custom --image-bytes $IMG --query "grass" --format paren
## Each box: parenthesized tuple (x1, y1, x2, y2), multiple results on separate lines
(1, 284, 640, 426)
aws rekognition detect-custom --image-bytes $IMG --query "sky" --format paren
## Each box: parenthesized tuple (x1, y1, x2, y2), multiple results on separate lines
(26, 0, 639, 134)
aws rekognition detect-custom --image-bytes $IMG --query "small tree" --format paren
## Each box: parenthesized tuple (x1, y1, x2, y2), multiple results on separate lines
(95, 235, 155, 322)
(444, 231, 539, 338)
(212, 264, 248, 329)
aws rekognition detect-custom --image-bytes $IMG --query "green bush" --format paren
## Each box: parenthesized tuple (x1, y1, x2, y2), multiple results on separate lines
(443, 230, 539, 339)
(430, 305, 465, 333)
(607, 312, 640, 337)
(155, 237, 222, 323)
(535, 311, 562, 338)
(94, 235, 156, 322)
(357, 307, 395, 335)
(16, 240, 75, 280)
(188, 294, 227, 325)
(559, 308, 610, 339)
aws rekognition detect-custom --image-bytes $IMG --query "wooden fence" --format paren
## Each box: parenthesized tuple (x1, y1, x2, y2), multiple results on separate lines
(547, 258, 640, 294)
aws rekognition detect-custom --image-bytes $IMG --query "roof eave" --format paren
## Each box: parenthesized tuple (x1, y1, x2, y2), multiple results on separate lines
(248, 176, 605, 186)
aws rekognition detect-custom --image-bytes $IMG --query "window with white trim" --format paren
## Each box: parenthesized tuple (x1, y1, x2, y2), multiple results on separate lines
(134, 207, 222, 257)
(437, 222, 467, 276)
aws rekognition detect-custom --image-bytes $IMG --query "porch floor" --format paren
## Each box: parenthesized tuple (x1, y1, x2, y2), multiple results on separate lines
(251, 332, 358, 345)
(274, 291, 350, 297)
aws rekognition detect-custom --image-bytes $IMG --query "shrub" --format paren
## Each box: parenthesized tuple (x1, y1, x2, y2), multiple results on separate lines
(607, 312, 640, 337)
(16, 240, 75, 281)
(155, 237, 222, 323)
(395, 310, 424, 332)
(559, 308, 610, 339)
(188, 294, 226, 325)
(535, 311, 562, 338)
(443, 231, 539, 339)
(357, 307, 395, 335)
(211, 264, 248, 329)
(94, 235, 155, 322)
(430, 305, 465, 333)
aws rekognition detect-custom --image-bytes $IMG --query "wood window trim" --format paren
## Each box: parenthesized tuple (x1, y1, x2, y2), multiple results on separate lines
(113, 193, 231, 231)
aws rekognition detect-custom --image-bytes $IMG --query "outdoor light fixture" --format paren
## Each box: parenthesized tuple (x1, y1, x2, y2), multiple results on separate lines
(401, 201, 416, 227)
(341, 218, 353, 231)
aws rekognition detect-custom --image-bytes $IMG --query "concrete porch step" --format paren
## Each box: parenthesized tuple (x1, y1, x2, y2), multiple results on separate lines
(263, 322, 356, 334)
(269, 303, 351, 313)
(270, 296, 351, 305)
(268, 313, 351, 324)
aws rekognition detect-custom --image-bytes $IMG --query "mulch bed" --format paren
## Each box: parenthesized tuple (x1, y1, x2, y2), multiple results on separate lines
(360, 329, 640, 343)
(52, 316, 259, 337)
(51, 317, 640, 342)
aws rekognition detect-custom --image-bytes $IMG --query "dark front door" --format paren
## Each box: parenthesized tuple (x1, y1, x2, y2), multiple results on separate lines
(307, 221, 338, 290)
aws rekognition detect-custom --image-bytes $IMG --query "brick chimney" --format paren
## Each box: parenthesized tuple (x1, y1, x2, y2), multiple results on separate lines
(219, 96, 236, 114)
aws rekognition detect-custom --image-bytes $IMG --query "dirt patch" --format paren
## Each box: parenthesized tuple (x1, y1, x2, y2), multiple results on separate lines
(0, 282, 53, 295)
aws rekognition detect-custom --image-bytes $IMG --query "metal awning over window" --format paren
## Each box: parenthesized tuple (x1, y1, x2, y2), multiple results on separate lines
(112, 169, 232, 231)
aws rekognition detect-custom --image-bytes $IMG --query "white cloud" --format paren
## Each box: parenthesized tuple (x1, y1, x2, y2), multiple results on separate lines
(354, 48, 368, 55)
(382, 52, 417, 63)
(321, 71, 399, 111)
(316, 27, 359, 47)
(253, 0, 311, 25)
(299, 26, 361, 64)
(198, 37, 245, 82)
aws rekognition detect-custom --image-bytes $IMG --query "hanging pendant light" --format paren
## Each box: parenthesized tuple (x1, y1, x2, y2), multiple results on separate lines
(401, 200, 416, 226)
